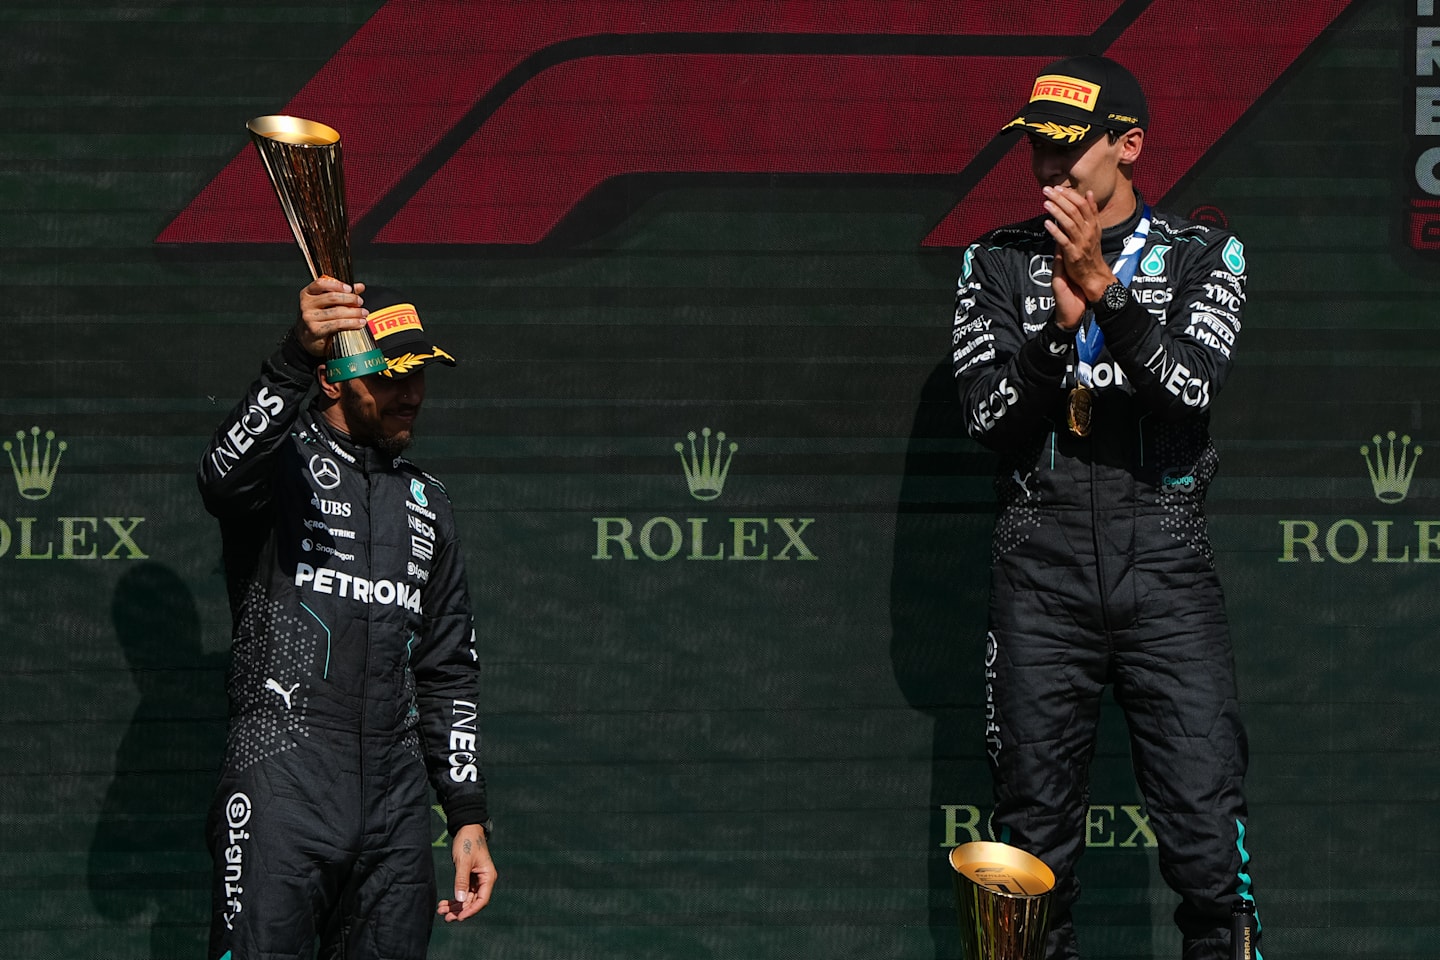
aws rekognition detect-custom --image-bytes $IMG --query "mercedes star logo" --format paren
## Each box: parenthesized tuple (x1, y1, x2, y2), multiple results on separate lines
(309, 455, 342, 490)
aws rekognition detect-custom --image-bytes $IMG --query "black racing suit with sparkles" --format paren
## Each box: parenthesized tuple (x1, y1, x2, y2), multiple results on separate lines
(197, 333, 488, 960)
(951, 195, 1258, 960)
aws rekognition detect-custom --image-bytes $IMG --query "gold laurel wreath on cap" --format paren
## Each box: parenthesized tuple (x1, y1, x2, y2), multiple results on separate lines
(1003, 117, 1093, 144)
(1026, 121, 1092, 143)
(382, 346, 456, 377)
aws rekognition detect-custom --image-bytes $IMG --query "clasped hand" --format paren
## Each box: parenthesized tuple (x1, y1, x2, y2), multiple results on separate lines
(1042, 185, 1118, 331)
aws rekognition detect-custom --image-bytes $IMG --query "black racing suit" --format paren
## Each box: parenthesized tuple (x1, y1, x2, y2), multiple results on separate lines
(951, 196, 1258, 960)
(197, 333, 488, 960)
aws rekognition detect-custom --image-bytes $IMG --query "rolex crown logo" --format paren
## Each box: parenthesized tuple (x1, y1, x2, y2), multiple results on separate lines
(5, 426, 67, 501)
(1360, 430, 1421, 504)
(675, 427, 737, 502)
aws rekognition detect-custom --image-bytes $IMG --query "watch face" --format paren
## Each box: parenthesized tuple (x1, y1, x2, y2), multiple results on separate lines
(1104, 282, 1129, 312)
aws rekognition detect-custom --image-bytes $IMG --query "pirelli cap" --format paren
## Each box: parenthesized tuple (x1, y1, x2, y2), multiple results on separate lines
(362, 285, 457, 378)
(1001, 55, 1149, 145)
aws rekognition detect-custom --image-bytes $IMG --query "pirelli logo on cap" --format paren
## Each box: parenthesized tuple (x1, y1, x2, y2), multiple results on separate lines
(368, 303, 421, 340)
(1030, 74, 1100, 112)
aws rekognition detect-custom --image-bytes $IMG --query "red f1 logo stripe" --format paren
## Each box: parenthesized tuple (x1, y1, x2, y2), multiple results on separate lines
(158, 0, 1355, 248)
(374, 54, 1049, 245)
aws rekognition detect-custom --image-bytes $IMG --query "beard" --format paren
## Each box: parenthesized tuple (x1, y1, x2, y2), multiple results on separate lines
(339, 384, 415, 457)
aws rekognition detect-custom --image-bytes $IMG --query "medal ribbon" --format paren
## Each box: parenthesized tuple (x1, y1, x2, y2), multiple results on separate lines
(1075, 205, 1151, 387)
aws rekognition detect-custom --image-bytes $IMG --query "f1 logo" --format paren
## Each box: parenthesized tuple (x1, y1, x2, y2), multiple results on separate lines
(159, 0, 1356, 250)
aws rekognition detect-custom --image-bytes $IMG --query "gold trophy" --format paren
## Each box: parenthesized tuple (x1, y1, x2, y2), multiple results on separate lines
(949, 841, 1055, 960)
(246, 115, 386, 382)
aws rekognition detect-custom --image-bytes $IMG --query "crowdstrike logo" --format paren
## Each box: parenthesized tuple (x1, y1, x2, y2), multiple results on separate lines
(1, 425, 148, 561)
(302, 518, 356, 540)
(592, 426, 817, 561)
(1279, 429, 1440, 563)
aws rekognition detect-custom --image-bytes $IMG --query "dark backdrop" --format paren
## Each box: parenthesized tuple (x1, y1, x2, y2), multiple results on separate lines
(1, 2, 1435, 958)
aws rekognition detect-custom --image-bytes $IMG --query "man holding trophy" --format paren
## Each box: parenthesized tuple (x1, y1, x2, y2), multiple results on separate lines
(197, 116, 494, 958)
(198, 278, 494, 958)
(949, 56, 1259, 959)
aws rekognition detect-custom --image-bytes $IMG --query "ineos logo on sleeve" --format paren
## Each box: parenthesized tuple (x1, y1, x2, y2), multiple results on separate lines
(239, 404, 272, 435)
(309, 455, 342, 490)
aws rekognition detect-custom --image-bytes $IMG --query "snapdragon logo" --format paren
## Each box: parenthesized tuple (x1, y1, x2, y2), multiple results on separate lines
(301, 538, 355, 563)
(592, 427, 817, 562)
(1, 425, 148, 561)
(1279, 430, 1440, 563)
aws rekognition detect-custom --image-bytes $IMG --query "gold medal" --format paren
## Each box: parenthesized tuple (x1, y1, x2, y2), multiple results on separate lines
(1067, 384, 1093, 437)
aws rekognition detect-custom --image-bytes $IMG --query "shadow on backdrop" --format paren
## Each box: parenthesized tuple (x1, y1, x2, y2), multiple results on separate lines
(889, 357, 991, 960)
(88, 562, 226, 959)
(889, 360, 1166, 959)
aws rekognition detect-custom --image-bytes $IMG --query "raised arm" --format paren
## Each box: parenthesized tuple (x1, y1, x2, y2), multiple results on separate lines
(196, 278, 369, 516)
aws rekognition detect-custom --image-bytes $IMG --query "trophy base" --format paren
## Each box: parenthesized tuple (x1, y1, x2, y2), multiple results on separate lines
(325, 349, 388, 383)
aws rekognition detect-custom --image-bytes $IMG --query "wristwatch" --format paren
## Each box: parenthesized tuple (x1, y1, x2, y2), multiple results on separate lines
(1092, 281, 1129, 318)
